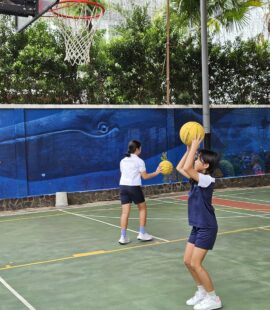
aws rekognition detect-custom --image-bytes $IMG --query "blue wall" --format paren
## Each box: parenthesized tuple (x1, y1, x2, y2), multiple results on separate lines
(0, 107, 269, 199)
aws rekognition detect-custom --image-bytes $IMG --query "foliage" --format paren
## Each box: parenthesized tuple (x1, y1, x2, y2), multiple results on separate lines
(0, 18, 84, 104)
(0, 3, 270, 105)
(173, 0, 264, 34)
(209, 37, 270, 104)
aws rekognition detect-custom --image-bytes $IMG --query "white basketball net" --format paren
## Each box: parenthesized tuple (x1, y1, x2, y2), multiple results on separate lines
(51, 1, 105, 66)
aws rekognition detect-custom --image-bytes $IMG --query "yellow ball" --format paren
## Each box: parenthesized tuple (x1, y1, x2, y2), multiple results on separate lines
(179, 121, 205, 146)
(159, 160, 173, 175)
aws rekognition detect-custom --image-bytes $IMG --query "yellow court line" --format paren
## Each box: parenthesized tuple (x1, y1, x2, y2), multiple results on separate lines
(217, 225, 270, 235)
(73, 250, 106, 257)
(258, 227, 270, 232)
(1, 256, 75, 270)
(0, 225, 270, 272)
(0, 240, 174, 271)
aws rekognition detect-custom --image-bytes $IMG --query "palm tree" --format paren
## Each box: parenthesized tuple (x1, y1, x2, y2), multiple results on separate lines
(173, 0, 264, 33)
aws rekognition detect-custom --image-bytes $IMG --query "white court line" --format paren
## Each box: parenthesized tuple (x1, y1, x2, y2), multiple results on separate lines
(77, 214, 258, 220)
(149, 194, 183, 200)
(215, 193, 270, 204)
(155, 195, 270, 210)
(78, 207, 120, 213)
(149, 197, 270, 219)
(148, 188, 270, 203)
(0, 200, 180, 221)
(162, 187, 270, 197)
(215, 207, 270, 219)
(0, 199, 173, 219)
(60, 210, 169, 242)
(158, 194, 270, 207)
(215, 188, 270, 195)
(0, 203, 120, 219)
(148, 198, 185, 205)
(0, 276, 36, 310)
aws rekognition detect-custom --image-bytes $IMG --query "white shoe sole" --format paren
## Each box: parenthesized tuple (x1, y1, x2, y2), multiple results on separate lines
(137, 237, 153, 241)
(194, 302, 222, 310)
(118, 239, 130, 245)
(209, 304, 222, 310)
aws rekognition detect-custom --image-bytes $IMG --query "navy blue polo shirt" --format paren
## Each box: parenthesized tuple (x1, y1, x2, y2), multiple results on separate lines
(188, 173, 217, 229)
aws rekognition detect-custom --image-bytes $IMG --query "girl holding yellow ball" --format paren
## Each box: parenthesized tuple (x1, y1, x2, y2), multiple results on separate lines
(119, 140, 162, 245)
(176, 135, 222, 310)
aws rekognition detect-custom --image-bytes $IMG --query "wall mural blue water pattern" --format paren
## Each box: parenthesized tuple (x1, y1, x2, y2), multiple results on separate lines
(0, 108, 269, 199)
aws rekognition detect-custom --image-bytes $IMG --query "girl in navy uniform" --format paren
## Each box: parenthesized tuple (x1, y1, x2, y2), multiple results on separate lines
(119, 140, 162, 245)
(176, 137, 222, 310)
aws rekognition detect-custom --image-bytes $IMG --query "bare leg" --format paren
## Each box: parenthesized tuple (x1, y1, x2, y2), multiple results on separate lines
(190, 247, 214, 292)
(183, 242, 202, 285)
(137, 202, 147, 227)
(120, 203, 131, 230)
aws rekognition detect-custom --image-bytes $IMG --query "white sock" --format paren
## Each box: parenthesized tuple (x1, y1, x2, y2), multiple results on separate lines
(207, 290, 217, 298)
(197, 285, 206, 294)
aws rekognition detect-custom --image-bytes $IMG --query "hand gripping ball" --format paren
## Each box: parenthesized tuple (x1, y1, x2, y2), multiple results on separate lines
(179, 121, 205, 146)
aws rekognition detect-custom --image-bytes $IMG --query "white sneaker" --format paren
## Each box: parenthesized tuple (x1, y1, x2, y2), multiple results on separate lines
(194, 295, 222, 310)
(118, 235, 130, 245)
(186, 291, 206, 306)
(137, 232, 153, 241)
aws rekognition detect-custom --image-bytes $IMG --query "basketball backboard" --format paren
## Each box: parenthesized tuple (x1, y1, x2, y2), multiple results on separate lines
(0, 0, 37, 17)
(14, 0, 58, 32)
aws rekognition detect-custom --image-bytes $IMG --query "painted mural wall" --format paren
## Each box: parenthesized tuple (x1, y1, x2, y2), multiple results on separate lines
(0, 107, 269, 199)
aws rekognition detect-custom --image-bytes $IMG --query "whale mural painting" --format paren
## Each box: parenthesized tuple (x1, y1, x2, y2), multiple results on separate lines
(0, 107, 269, 199)
(1, 109, 170, 180)
(208, 108, 270, 153)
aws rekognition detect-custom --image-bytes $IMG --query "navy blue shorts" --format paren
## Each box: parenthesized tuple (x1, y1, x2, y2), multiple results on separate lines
(120, 185, 145, 205)
(188, 226, 218, 250)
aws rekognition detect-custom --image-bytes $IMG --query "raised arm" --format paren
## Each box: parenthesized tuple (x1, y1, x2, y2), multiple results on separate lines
(182, 137, 203, 182)
(176, 146, 190, 179)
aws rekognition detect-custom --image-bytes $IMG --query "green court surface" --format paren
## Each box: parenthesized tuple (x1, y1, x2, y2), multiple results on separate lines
(0, 186, 269, 310)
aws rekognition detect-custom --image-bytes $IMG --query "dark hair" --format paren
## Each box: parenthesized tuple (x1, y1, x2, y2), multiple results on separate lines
(125, 140, 141, 157)
(199, 149, 220, 175)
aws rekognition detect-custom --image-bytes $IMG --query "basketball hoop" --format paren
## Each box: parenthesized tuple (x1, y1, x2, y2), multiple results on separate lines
(49, 0, 105, 65)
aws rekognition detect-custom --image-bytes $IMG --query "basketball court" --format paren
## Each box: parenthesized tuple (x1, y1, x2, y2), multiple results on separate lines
(0, 186, 269, 309)
(0, 1, 269, 309)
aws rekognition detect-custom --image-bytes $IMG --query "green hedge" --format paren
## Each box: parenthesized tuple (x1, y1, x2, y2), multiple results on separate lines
(0, 8, 269, 105)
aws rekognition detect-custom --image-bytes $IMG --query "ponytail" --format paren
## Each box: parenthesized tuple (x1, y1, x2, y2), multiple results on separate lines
(125, 140, 141, 157)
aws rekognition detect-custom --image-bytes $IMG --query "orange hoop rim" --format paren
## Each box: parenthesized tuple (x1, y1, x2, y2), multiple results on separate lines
(50, 0, 105, 20)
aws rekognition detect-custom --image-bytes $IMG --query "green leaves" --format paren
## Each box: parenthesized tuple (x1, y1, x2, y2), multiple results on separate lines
(174, 0, 264, 33)
(161, 152, 168, 161)
(209, 37, 270, 104)
(0, 2, 269, 105)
